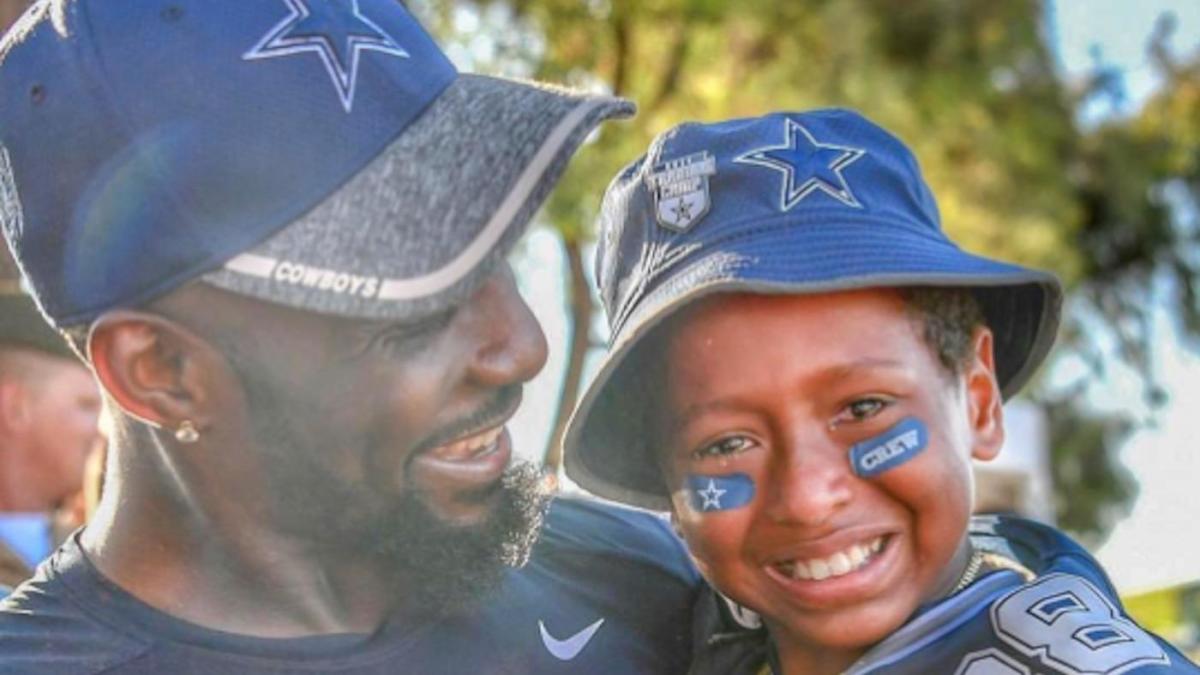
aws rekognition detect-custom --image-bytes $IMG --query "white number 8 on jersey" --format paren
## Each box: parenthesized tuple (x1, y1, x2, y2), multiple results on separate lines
(992, 573, 1169, 674)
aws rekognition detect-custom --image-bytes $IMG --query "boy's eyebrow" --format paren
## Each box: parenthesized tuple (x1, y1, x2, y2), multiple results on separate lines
(668, 356, 911, 433)
(823, 357, 911, 380)
(669, 399, 755, 435)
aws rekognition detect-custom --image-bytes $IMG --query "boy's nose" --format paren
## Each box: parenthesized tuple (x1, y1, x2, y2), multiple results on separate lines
(761, 435, 854, 528)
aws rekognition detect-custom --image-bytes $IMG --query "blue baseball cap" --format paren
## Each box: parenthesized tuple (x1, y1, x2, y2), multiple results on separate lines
(563, 109, 1062, 510)
(0, 0, 632, 328)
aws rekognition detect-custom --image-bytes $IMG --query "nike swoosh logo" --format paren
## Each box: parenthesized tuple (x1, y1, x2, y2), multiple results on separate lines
(538, 618, 605, 661)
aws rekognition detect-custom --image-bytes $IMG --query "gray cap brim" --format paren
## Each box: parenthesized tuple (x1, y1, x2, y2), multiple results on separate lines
(203, 74, 634, 320)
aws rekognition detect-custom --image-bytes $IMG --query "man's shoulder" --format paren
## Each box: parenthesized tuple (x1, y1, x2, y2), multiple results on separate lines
(0, 564, 149, 675)
(537, 495, 699, 583)
(411, 497, 700, 674)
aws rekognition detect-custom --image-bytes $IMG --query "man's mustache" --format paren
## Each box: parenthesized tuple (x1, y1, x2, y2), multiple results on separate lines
(413, 385, 523, 454)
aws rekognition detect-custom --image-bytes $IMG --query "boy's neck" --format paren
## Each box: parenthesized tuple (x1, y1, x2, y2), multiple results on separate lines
(774, 638, 862, 675)
(925, 535, 976, 602)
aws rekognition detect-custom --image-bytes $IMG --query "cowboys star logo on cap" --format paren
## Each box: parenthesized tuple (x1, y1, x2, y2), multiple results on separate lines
(735, 118, 866, 210)
(645, 151, 717, 231)
(245, 0, 410, 113)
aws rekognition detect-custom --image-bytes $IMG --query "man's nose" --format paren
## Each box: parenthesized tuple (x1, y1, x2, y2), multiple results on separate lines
(761, 431, 854, 528)
(463, 265, 549, 388)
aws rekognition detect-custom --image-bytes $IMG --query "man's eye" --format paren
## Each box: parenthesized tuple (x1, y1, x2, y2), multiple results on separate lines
(693, 436, 755, 460)
(375, 310, 455, 353)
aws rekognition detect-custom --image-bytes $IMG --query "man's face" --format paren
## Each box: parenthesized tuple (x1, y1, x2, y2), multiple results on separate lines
(656, 288, 998, 653)
(159, 264, 550, 611)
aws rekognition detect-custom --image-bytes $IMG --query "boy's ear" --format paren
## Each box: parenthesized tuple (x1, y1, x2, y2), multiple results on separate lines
(965, 326, 1004, 462)
(86, 310, 217, 432)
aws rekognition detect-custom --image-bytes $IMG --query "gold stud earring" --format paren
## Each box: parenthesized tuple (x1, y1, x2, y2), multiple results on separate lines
(174, 420, 200, 444)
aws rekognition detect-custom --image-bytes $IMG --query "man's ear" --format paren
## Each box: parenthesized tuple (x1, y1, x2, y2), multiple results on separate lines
(87, 310, 218, 432)
(965, 326, 1004, 462)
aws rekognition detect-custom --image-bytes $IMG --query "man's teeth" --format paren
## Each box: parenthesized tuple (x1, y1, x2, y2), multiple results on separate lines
(432, 427, 503, 461)
(775, 536, 885, 581)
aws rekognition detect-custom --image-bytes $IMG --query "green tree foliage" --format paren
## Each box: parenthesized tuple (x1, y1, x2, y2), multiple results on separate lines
(413, 0, 1200, 540)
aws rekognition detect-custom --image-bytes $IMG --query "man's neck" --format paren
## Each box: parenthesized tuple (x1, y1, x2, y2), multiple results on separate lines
(80, 471, 403, 638)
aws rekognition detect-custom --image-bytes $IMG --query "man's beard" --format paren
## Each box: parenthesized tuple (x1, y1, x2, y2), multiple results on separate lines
(226, 348, 551, 617)
(374, 462, 549, 616)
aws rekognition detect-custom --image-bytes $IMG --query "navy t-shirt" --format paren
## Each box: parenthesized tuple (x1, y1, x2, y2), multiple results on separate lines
(0, 497, 701, 674)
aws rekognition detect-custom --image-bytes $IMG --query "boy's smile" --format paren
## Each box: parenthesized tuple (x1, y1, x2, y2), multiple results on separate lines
(657, 288, 1004, 660)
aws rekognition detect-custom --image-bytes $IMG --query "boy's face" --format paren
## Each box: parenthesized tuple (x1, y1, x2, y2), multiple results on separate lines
(657, 288, 1003, 652)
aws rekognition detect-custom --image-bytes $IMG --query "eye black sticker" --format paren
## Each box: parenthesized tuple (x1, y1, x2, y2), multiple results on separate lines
(685, 473, 755, 512)
(849, 417, 928, 478)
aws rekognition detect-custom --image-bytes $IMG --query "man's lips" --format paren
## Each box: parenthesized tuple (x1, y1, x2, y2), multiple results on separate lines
(425, 426, 505, 461)
(409, 425, 513, 495)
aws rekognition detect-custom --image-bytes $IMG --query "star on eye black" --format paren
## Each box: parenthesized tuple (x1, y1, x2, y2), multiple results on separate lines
(698, 480, 727, 510)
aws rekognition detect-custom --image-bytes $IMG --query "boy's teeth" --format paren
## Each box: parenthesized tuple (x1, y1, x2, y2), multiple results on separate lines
(776, 536, 885, 582)
(810, 559, 831, 581)
(849, 545, 867, 567)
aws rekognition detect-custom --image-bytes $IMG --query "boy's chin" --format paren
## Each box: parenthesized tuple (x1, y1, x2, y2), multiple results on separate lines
(764, 589, 921, 651)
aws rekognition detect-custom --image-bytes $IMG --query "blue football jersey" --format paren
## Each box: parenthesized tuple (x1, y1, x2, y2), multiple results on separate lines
(0, 497, 701, 674)
(691, 515, 1199, 674)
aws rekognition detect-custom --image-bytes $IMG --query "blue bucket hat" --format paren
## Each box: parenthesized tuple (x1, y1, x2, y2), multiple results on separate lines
(563, 109, 1062, 511)
(0, 0, 631, 328)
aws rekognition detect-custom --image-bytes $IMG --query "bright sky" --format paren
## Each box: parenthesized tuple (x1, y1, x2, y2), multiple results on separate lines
(1050, 0, 1200, 593)
(507, 0, 1200, 594)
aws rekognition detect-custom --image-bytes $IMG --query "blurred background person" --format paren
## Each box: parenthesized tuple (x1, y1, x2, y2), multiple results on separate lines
(0, 253, 101, 589)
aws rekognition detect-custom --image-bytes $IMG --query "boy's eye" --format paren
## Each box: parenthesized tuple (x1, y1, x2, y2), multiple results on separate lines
(692, 435, 756, 460)
(833, 397, 891, 425)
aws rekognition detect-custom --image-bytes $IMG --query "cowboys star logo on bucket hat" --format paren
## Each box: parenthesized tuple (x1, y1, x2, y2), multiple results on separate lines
(563, 109, 1063, 511)
(0, 0, 633, 328)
